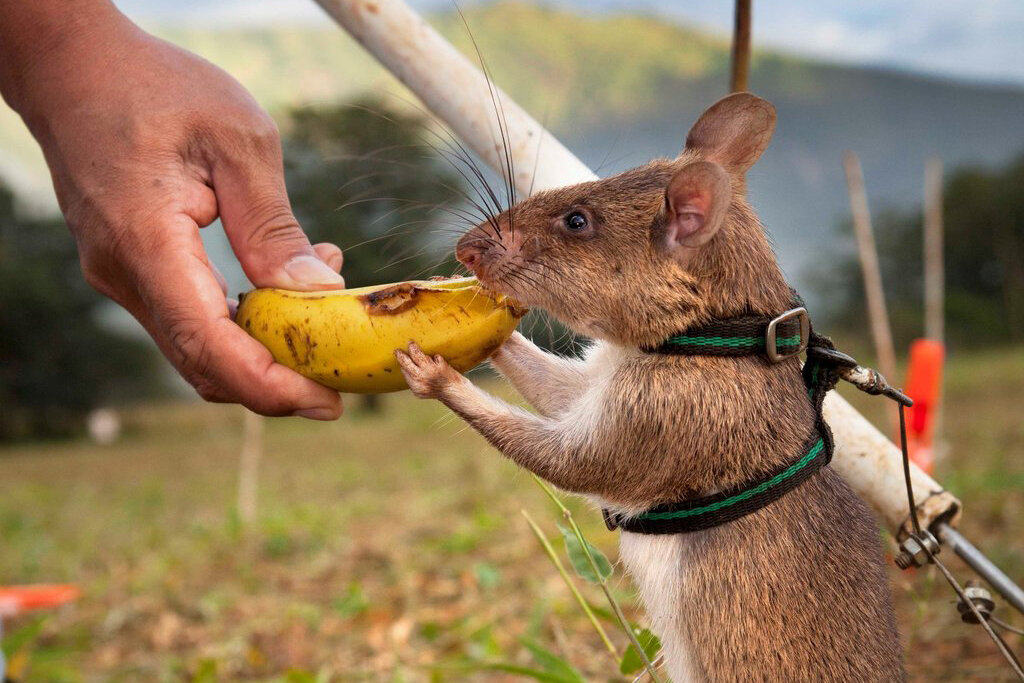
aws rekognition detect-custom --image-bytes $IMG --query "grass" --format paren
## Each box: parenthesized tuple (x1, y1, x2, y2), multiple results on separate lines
(1, 349, 1022, 681)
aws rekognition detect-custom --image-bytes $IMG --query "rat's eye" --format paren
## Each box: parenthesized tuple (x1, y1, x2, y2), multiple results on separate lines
(564, 211, 589, 232)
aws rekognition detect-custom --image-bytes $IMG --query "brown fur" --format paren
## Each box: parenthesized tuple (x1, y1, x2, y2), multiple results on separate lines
(396, 93, 904, 681)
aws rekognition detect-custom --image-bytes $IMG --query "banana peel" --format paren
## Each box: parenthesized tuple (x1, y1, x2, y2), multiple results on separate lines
(236, 277, 525, 393)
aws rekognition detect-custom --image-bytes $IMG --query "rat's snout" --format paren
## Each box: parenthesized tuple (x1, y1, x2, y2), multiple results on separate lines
(455, 232, 483, 271)
(456, 227, 499, 278)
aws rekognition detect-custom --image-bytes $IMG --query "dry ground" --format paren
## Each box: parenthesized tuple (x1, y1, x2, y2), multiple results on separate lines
(1, 349, 1022, 682)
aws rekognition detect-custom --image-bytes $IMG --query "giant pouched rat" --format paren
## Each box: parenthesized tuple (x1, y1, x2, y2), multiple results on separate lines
(396, 93, 904, 682)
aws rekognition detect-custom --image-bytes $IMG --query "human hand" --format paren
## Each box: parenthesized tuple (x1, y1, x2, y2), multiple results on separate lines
(2, 5, 344, 419)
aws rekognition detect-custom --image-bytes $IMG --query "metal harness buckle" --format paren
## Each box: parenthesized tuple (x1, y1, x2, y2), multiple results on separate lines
(765, 307, 810, 363)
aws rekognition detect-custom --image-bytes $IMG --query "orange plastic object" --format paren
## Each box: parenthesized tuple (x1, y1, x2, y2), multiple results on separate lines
(903, 339, 945, 474)
(0, 585, 80, 617)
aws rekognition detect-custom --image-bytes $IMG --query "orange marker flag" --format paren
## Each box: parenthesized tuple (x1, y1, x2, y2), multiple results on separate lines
(903, 339, 945, 474)
(0, 584, 80, 617)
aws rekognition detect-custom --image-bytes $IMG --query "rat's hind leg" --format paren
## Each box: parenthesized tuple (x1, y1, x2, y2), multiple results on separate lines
(488, 332, 589, 416)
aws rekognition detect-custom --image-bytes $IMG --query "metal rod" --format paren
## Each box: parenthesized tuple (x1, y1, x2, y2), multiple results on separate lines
(937, 522, 1024, 617)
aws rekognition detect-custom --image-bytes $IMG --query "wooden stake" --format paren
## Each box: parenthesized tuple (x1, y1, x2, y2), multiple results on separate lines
(843, 152, 898, 431)
(238, 409, 263, 525)
(923, 156, 945, 453)
(924, 157, 944, 344)
(730, 0, 752, 92)
(313, 0, 960, 536)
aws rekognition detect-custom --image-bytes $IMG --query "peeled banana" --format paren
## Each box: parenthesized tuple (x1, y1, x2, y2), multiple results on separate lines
(235, 277, 525, 393)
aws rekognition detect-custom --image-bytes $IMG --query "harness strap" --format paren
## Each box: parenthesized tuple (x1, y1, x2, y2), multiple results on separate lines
(605, 303, 843, 535)
(649, 309, 808, 359)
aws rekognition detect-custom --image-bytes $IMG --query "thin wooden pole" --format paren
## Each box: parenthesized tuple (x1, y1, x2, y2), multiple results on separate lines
(238, 409, 263, 525)
(923, 156, 945, 452)
(730, 0, 752, 92)
(843, 152, 898, 430)
(924, 157, 944, 344)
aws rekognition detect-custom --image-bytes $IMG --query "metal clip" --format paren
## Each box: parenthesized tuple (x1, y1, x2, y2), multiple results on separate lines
(765, 307, 810, 363)
(957, 581, 996, 624)
(894, 530, 941, 569)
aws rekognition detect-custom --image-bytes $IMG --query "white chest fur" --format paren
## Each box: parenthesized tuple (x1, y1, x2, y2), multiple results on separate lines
(577, 343, 703, 682)
(618, 532, 703, 683)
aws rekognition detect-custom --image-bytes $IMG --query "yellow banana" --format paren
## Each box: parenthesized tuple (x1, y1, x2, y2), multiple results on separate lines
(236, 277, 525, 393)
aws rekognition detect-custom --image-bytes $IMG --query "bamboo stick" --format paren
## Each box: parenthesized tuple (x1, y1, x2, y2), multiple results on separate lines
(238, 409, 263, 524)
(730, 0, 752, 93)
(923, 156, 946, 456)
(843, 152, 899, 431)
(312, 0, 961, 536)
(924, 157, 944, 344)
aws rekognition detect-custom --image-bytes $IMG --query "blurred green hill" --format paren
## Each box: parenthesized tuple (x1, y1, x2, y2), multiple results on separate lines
(3, 1, 1024, 303)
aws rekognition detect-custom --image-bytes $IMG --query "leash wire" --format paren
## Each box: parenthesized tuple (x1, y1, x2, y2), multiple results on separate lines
(892, 400, 1024, 680)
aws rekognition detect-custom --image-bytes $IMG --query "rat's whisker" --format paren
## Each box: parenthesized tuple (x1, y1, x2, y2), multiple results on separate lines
(454, 5, 515, 237)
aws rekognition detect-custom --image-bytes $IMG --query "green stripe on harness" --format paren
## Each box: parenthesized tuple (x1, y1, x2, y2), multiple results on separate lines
(664, 333, 804, 350)
(637, 438, 825, 522)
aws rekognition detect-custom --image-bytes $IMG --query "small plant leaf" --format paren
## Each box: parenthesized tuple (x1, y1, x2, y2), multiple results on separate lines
(521, 638, 586, 682)
(619, 627, 662, 674)
(557, 523, 612, 583)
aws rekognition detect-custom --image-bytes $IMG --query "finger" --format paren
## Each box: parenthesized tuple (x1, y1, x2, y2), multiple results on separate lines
(210, 123, 343, 291)
(314, 242, 344, 274)
(132, 216, 343, 418)
(210, 261, 229, 297)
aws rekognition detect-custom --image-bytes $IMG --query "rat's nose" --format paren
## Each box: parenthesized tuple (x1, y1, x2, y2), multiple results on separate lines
(455, 232, 486, 274)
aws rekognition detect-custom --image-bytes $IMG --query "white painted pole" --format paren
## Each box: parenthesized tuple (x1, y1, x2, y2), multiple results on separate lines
(312, 0, 594, 196)
(312, 0, 961, 535)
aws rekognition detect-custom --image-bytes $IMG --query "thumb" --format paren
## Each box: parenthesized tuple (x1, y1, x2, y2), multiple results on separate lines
(212, 137, 344, 290)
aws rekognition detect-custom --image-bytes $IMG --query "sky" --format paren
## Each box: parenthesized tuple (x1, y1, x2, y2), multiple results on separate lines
(114, 0, 1024, 87)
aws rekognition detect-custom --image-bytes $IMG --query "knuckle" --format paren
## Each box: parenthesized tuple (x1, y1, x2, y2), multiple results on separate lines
(251, 114, 281, 148)
(214, 108, 281, 159)
(79, 251, 113, 295)
(192, 378, 224, 403)
(167, 318, 216, 384)
(242, 200, 303, 249)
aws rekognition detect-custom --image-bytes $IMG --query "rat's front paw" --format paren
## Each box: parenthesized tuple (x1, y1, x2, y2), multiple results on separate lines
(395, 342, 463, 399)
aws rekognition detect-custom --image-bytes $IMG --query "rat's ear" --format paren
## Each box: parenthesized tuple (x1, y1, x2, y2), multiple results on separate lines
(662, 160, 732, 253)
(684, 93, 776, 173)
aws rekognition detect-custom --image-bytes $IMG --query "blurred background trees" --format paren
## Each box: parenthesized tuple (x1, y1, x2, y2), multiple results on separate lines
(813, 152, 1024, 351)
(283, 97, 467, 288)
(0, 185, 161, 441)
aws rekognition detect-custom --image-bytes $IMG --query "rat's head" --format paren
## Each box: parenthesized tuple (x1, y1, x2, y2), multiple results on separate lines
(456, 93, 793, 347)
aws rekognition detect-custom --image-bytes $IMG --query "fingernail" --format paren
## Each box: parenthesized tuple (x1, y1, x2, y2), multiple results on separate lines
(284, 255, 344, 286)
(292, 407, 339, 421)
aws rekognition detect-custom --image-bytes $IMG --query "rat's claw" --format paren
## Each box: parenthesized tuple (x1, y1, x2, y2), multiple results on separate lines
(396, 342, 460, 399)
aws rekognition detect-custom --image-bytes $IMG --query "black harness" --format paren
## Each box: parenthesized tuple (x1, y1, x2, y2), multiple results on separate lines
(603, 303, 847, 535)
